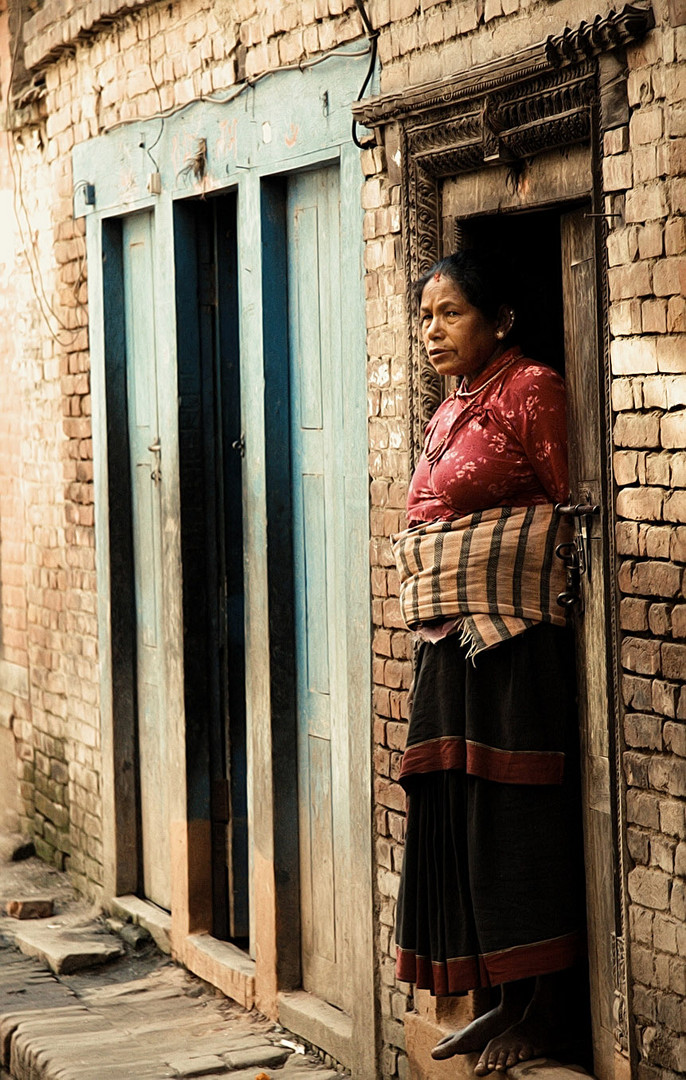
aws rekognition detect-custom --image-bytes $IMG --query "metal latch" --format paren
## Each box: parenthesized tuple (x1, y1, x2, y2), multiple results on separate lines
(554, 498, 601, 609)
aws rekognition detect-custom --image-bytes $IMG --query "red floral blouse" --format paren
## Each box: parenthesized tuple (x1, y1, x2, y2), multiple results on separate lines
(407, 348, 569, 525)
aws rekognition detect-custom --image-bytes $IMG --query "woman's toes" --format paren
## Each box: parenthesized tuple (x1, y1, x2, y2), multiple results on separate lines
(496, 1047, 511, 1071)
(474, 1053, 491, 1076)
(431, 1034, 459, 1059)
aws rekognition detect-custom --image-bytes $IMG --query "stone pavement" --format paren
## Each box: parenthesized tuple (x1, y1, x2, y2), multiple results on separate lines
(0, 840, 344, 1080)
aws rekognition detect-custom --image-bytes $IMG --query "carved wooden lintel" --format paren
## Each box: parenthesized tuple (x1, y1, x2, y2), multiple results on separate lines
(353, 4, 654, 463)
(353, 5, 654, 128)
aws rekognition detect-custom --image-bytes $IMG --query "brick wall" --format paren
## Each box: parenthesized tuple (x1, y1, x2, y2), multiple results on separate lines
(1, 0, 684, 1076)
(608, 21, 686, 1080)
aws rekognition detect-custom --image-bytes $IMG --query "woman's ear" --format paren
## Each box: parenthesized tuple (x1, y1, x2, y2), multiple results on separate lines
(494, 304, 515, 341)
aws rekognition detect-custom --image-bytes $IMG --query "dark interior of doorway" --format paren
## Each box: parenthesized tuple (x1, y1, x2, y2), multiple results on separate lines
(460, 207, 567, 377)
(174, 193, 249, 946)
(457, 203, 594, 1072)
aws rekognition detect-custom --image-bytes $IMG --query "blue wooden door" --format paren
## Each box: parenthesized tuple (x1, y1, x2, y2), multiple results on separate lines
(123, 212, 170, 911)
(288, 168, 351, 1011)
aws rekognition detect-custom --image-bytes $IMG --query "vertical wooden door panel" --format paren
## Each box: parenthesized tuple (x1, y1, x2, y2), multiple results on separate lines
(308, 734, 336, 962)
(123, 212, 170, 912)
(561, 208, 617, 1078)
(302, 472, 331, 700)
(288, 167, 351, 1013)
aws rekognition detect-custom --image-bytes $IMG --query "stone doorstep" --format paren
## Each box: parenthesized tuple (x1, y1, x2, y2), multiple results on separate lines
(108, 894, 172, 954)
(508, 1063, 593, 1079)
(404, 1010, 594, 1080)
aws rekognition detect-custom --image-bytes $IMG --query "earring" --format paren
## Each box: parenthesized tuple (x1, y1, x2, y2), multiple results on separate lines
(496, 330, 505, 339)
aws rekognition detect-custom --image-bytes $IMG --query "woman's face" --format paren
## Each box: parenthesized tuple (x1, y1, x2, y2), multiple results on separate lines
(419, 274, 506, 385)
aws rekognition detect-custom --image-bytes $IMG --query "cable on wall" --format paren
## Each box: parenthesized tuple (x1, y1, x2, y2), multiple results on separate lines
(352, 0, 378, 150)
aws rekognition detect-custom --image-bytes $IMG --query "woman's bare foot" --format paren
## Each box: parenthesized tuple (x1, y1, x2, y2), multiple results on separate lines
(474, 1017, 548, 1074)
(473, 971, 572, 1075)
(431, 979, 533, 1060)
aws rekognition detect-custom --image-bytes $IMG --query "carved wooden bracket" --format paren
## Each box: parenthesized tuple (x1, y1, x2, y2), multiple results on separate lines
(353, 3, 655, 463)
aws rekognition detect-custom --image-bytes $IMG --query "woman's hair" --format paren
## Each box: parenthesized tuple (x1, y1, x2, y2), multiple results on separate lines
(413, 249, 514, 322)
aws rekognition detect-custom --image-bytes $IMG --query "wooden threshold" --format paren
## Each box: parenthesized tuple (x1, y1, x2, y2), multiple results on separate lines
(278, 990, 353, 1070)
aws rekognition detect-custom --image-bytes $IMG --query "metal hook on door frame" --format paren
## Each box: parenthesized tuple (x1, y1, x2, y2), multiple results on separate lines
(148, 437, 162, 484)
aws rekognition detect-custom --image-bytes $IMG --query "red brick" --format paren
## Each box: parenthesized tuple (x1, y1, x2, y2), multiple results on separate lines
(661, 411, 686, 451)
(664, 490, 686, 522)
(665, 217, 686, 255)
(665, 722, 686, 757)
(649, 603, 672, 637)
(619, 560, 682, 597)
(630, 107, 664, 145)
(642, 299, 667, 334)
(616, 487, 663, 521)
(624, 713, 663, 749)
(662, 643, 686, 680)
(622, 636, 662, 674)
(653, 256, 686, 297)
(603, 153, 633, 191)
(625, 182, 668, 223)
(621, 597, 650, 630)
(5, 897, 55, 920)
(628, 866, 671, 910)
(614, 411, 661, 447)
(608, 264, 654, 302)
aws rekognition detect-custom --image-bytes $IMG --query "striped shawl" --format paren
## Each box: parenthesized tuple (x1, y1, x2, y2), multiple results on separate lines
(392, 504, 573, 659)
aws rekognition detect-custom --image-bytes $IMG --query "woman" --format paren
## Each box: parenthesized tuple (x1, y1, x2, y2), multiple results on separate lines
(392, 251, 587, 1075)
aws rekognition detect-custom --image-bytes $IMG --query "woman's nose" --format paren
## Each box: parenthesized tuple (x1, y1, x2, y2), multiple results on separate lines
(426, 316, 441, 338)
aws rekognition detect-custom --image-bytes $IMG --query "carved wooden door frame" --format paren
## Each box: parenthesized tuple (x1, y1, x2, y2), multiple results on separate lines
(355, 6, 655, 1078)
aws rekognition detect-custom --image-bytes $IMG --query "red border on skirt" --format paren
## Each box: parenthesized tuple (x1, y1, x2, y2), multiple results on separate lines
(399, 736, 564, 785)
(396, 930, 585, 995)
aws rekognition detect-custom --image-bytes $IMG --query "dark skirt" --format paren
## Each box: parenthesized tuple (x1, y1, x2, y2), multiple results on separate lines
(395, 624, 587, 996)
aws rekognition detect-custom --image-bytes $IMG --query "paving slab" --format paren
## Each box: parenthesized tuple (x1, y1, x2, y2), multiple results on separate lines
(0, 841, 347, 1080)
(12, 924, 125, 974)
(165, 1053, 228, 1076)
(0, 946, 346, 1080)
(223, 1044, 291, 1070)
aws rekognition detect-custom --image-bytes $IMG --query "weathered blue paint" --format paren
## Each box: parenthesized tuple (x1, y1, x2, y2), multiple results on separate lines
(77, 46, 377, 1077)
(288, 166, 351, 1010)
(73, 50, 374, 216)
(122, 211, 171, 912)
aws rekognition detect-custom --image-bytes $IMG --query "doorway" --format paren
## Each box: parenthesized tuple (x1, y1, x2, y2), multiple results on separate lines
(445, 198, 621, 1075)
(259, 161, 361, 1016)
(102, 209, 171, 912)
(174, 193, 249, 945)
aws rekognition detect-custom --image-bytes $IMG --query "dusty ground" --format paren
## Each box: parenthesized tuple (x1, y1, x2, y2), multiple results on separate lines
(0, 834, 344, 1080)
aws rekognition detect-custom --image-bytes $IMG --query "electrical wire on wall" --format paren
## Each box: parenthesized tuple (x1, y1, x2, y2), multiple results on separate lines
(352, 0, 378, 149)
(5, 30, 84, 349)
(6, 4, 379, 346)
(99, 40, 372, 138)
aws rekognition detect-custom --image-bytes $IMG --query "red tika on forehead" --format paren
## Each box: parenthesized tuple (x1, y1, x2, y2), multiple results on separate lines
(433, 271, 441, 281)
